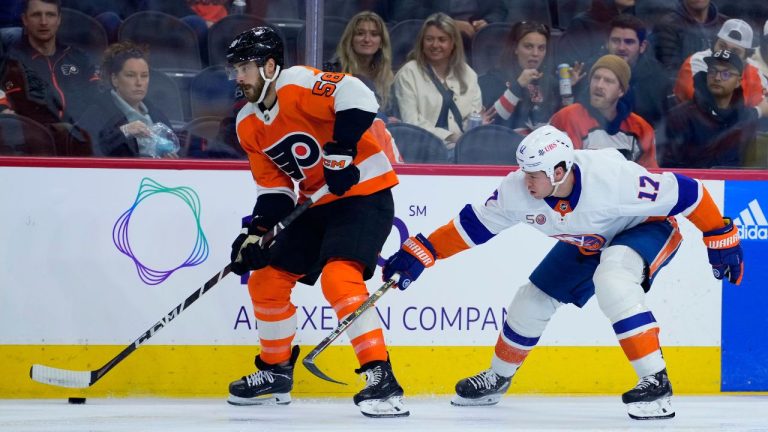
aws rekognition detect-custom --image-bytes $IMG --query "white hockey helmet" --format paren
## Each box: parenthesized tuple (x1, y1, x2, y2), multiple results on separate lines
(516, 125, 574, 186)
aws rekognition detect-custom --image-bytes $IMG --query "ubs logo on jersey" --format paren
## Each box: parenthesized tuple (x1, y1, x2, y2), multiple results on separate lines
(264, 133, 322, 180)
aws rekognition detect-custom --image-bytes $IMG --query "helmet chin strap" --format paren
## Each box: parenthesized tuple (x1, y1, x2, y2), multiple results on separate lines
(255, 65, 281, 104)
(548, 167, 572, 198)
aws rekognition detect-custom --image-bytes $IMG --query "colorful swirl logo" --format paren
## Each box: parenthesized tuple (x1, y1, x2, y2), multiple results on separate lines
(113, 177, 209, 285)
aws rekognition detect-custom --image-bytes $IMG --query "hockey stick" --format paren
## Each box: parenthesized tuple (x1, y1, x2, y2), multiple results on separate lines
(30, 185, 330, 389)
(302, 274, 400, 385)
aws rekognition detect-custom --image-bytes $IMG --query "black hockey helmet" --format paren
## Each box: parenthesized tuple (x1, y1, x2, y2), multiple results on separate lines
(226, 26, 284, 67)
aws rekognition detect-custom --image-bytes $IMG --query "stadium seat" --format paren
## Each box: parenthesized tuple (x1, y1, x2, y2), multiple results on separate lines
(118, 11, 202, 72)
(471, 22, 512, 76)
(147, 69, 185, 128)
(556, 0, 591, 29)
(387, 123, 450, 164)
(189, 65, 239, 119)
(454, 124, 522, 165)
(506, 0, 553, 28)
(58, 8, 108, 63)
(388, 19, 423, 71)
(207, 14, 284, 66)
(0, 114, 56, 156)
(0, 27, 22, 51)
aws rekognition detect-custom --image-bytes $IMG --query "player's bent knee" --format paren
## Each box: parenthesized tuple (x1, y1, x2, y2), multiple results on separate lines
(593, 246, 646, 320)
(320, 259, 367, 303)
(506, 282, 561, 336)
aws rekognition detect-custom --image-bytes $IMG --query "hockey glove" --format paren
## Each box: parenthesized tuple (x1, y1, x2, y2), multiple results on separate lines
(322, 141, 360, 196)
(703, 218, 743, 285)
(230, 223, 270, 276)
(383, 234, 437, 290)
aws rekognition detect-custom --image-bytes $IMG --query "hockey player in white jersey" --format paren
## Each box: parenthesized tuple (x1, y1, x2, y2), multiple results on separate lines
(382, 125, 743, 420)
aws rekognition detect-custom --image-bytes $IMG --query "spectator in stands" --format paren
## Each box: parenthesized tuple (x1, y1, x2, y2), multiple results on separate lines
(481, 20, 583, 134)
(661, 50, 768, 168)
(577, 15, 670, 127)
(8, 0, 99, 124)
(757, 21, 768, 80)
(330, 11, 395, 115)
(550, 54, 658, 168)
(557, 0, 636, 68)
(674, 19, 767, 108)
(653, 0, 728, 75)
(0, 37, 61, 123)
(392, 12, 482, 152)
(76, 41, 176, 157)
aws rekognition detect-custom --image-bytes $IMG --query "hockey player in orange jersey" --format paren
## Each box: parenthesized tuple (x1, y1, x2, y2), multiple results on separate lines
(225, 27, 407, 418)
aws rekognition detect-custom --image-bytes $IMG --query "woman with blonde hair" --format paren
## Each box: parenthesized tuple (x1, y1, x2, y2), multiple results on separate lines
(393, 12, 482, 150)
(334, 11, 395, 110)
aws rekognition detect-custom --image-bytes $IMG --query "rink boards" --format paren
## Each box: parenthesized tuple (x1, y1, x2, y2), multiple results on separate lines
(0, 161, 765, 397)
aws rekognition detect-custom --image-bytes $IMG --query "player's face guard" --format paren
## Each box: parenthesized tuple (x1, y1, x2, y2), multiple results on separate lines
(226, 61, 260, 80)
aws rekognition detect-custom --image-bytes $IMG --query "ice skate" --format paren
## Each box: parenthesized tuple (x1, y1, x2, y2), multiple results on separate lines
(622, 368, 675, 420)
(451, 368, 512, 406)
(227, 346, 299, 406)
(353, 359, 409, 418)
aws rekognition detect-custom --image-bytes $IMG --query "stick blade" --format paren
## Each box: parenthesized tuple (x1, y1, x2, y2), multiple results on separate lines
(30, 364, 92, 388)
(301, 356, 347, 385)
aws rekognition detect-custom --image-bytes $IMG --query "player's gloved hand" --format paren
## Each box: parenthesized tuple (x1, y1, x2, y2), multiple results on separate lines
(322, 141, 360, 196)
(230, 223, 270, 276)
(382, 234, 437, 290)
(703, 217, 743, 285)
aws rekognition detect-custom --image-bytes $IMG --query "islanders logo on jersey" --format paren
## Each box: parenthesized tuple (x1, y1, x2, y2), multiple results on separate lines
(552, 233, 607, 253)
(263, 132, 322, 181)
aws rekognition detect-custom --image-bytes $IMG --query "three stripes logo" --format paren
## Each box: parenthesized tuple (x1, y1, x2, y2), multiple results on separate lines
(734, 199, 768, 241)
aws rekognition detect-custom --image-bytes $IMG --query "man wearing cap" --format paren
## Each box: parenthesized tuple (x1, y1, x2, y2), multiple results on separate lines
(550, 54, 658, 168)
(674, 18, 768, 107)
(662, 50, 768, 168)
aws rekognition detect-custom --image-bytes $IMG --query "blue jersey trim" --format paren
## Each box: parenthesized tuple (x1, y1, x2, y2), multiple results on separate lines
(669, 173, 699, 216)
(459, 204, 496, 245)
(612, 311, 657, 335)
(502, 321, 540, 347)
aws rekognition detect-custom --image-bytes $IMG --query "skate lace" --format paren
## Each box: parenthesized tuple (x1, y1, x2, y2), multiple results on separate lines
(360, 367, 383, 389)
(245, 370, 275, 388)
(634, 375, 660, 391)
(468, 369, 498, 390)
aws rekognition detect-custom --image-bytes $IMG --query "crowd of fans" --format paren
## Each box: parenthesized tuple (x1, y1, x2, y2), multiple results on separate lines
(1, 0, 767, 168)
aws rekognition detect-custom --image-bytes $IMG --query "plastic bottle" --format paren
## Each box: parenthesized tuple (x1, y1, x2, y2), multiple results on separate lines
(558, 63, 574, 106)
(465, 112, 482, 131)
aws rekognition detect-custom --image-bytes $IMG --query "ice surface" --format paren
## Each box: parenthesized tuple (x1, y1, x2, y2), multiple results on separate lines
(1, 395, 767, 432)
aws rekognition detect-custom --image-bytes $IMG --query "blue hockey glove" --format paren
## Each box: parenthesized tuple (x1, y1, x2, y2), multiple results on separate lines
(703, 218, 743, 285)
(383, 234, 437, 289)
(322, 141, 360, 196)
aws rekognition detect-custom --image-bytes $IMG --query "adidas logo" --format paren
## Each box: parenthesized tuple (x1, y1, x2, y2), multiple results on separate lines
(734, 199, 768, 240)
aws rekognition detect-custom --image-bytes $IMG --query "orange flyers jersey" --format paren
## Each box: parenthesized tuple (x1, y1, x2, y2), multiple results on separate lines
(235, 66, 399, 206)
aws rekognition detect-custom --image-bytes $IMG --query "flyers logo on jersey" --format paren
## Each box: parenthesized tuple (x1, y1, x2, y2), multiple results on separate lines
(264, 133, 321, 180)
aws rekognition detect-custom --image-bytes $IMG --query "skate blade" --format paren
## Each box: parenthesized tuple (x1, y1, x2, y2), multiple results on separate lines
(450, 393, 503, 407)
(358, 396, 410, 418)
(626, 396, 675, 420)
(227, 392, 291, 406)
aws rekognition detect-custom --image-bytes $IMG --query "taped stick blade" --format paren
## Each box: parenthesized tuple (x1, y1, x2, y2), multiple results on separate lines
(30, 364, 93, 388)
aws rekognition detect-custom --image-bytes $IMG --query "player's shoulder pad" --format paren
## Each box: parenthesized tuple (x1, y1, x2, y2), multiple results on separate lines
(275, 65, 320, 91)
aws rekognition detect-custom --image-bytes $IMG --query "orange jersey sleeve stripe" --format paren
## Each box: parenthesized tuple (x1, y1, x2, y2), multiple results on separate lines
(685, 188, 726, 232)
(648, 218, 683, 277)
(428, 220, 472, 259)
